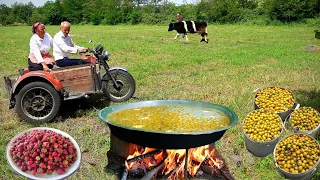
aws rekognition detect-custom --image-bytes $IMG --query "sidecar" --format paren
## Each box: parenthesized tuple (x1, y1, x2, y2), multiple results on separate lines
(3, 63, 101, 124)
(4, 44, 136, 124)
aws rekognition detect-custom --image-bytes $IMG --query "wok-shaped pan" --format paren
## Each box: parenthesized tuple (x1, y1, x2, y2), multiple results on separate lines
(98, 100, 238, 149)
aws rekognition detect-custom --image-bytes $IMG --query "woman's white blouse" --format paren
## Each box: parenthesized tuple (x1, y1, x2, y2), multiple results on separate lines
(28, 33, 53, 63)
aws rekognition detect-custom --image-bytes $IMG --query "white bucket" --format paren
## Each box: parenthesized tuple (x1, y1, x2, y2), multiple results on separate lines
(253, 87, 297, 121)
(273, 133, 320, 180)
(288, 107, 320, 138)
(243, 109, 284, 157)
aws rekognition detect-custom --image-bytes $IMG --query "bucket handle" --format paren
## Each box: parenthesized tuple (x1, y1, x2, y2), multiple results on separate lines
(283, 119, 289, 132)
(253, 88, 260, 94)
(283, 103, 300, 132)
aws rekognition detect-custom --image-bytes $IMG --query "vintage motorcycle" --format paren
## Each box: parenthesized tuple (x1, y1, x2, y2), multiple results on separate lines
(4, 44, 136, 124)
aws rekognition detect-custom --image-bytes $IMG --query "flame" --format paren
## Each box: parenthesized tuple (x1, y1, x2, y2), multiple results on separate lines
(125, 144, 223, 179)
(125, 146, 160, 169)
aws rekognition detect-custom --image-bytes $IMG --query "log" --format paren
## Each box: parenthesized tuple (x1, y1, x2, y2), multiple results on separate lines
(201, 165, 233, 180)
(165, 160, 185, 179)
(201, 164, 219, 176)
(141, 161, 165, 180)
(121, 168, 128, 180)
(126, 149, 163, 164)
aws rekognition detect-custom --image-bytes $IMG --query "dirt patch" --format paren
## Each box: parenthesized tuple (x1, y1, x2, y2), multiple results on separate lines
(82, 151, 102, 166)
(303, 45, 320, 52)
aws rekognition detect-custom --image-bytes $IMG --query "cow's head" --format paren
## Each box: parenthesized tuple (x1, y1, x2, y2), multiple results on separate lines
(168, 23, 174, 31)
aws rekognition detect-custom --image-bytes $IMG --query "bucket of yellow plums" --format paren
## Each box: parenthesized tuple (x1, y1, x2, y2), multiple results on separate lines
(273, 133, 320, 180)
(288, 107, 320, 138)
(243, 109, 284, 157)
(254, 87, 297, 121)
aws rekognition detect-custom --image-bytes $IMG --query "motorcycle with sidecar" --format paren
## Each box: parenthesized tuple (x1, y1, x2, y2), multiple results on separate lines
(3, 44, 136, 124)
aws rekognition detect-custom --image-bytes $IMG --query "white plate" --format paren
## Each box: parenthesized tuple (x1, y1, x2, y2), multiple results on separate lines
(6, 127, 82, 180)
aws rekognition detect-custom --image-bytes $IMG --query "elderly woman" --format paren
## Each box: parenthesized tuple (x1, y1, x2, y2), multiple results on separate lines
(28, 22, 55, 71)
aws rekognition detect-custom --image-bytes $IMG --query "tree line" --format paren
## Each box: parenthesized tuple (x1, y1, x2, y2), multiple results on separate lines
(1, 0, 320, 26)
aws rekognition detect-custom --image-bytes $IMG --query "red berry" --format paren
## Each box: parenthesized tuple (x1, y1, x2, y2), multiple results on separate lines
(32, 151, 37, 158)
(56, 148, 63, 154)
(47, 164, 53, 170)
(43, 142, 49, 148)
(52, 152, 58, 157)
(53, 143, 59, 149)
(16, 161, 22, 167)
(20, 165, 28, 172)
(27, 161, 33, 166)
(39, 162, 46, 169)
(56, 168, 65, 175)
(31, 163, 37, 168)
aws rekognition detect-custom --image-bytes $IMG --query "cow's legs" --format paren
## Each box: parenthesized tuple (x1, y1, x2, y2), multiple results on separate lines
(174, 33, 180, 40)
(182, 21, 188, 32)
(200, 28, 208, 43)
(185, 34, 188, 41)
(191, 21, 196, 33)
(204, 27, 208, 42)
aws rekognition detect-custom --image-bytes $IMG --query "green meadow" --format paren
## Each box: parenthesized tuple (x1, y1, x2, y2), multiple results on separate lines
(0, 24, 319, 179)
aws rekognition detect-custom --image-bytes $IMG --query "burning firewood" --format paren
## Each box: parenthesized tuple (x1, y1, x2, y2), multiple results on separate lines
(164, 159, 185, 180)
(126, 149, 163, 164)
(141, 160, 165, 180)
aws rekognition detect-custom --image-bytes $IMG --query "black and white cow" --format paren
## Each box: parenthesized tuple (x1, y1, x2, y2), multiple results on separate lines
(168, 21, 208, 43)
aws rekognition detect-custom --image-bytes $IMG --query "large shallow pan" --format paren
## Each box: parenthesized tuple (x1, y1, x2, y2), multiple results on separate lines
(98, 100, 238, 149)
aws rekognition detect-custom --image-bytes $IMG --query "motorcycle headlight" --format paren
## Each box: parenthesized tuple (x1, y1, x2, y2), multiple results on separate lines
(103, 51, 109, 60)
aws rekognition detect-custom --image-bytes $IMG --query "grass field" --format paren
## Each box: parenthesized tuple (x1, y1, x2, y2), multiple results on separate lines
(0, 24, 320, 180)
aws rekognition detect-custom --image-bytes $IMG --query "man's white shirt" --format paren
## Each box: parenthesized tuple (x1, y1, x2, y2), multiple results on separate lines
(53, 31, 80, 61)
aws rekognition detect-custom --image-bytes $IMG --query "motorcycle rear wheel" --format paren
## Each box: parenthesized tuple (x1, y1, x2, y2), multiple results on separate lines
(15, 81, 61, 124)
(102, 69, 135, 102)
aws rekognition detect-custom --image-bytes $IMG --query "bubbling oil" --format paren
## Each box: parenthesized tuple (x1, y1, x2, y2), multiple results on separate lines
(107, 105, 231, 133)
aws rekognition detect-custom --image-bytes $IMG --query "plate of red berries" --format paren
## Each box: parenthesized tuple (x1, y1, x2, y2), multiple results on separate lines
(6, 127, 81, 180)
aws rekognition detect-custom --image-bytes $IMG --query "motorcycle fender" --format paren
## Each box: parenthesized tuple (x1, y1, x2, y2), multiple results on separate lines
(12, 71, 63, 95)
(102, 67, 128, 81)
(110, 66, 128, 72)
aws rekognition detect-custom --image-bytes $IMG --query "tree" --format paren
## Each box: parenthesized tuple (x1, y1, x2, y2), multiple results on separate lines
(42, 0, 64, 25)
(11, 2, 34, 24)
(61, 0, 86, 23)
(263, 0, 319, 22)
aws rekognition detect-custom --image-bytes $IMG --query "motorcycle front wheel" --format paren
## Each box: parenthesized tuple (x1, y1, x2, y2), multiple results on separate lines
(102, 69, 136, 102)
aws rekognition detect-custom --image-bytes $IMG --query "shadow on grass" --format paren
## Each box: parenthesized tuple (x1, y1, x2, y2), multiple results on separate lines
(57, 94, 111, 120)
(104, 151, 125, 180)
(293, 90, 320, 111)
(293, 90, 320, 180)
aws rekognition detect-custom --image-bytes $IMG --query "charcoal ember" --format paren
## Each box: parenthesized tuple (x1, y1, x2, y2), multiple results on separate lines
(128, 162, 148, 178)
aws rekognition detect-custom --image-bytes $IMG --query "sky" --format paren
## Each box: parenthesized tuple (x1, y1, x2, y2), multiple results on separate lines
(0, 0, 197, 7)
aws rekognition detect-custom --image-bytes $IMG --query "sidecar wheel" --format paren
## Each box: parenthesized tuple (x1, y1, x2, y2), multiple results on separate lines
(15, 81, 61, 124)
(102, 69, 135, 102)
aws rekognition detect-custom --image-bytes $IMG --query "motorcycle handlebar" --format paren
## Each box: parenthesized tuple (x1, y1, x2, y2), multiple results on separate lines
(87, 48, 94, 53)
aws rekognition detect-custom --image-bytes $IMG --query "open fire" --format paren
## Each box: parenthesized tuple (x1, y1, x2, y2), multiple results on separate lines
(122, 144, 232, 180)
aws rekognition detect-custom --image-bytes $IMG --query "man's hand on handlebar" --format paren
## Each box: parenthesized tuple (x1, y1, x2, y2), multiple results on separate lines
(78, 48, 88, 53)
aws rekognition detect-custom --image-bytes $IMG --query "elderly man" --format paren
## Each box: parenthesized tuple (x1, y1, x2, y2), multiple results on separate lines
(53, 21, 88, 67)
